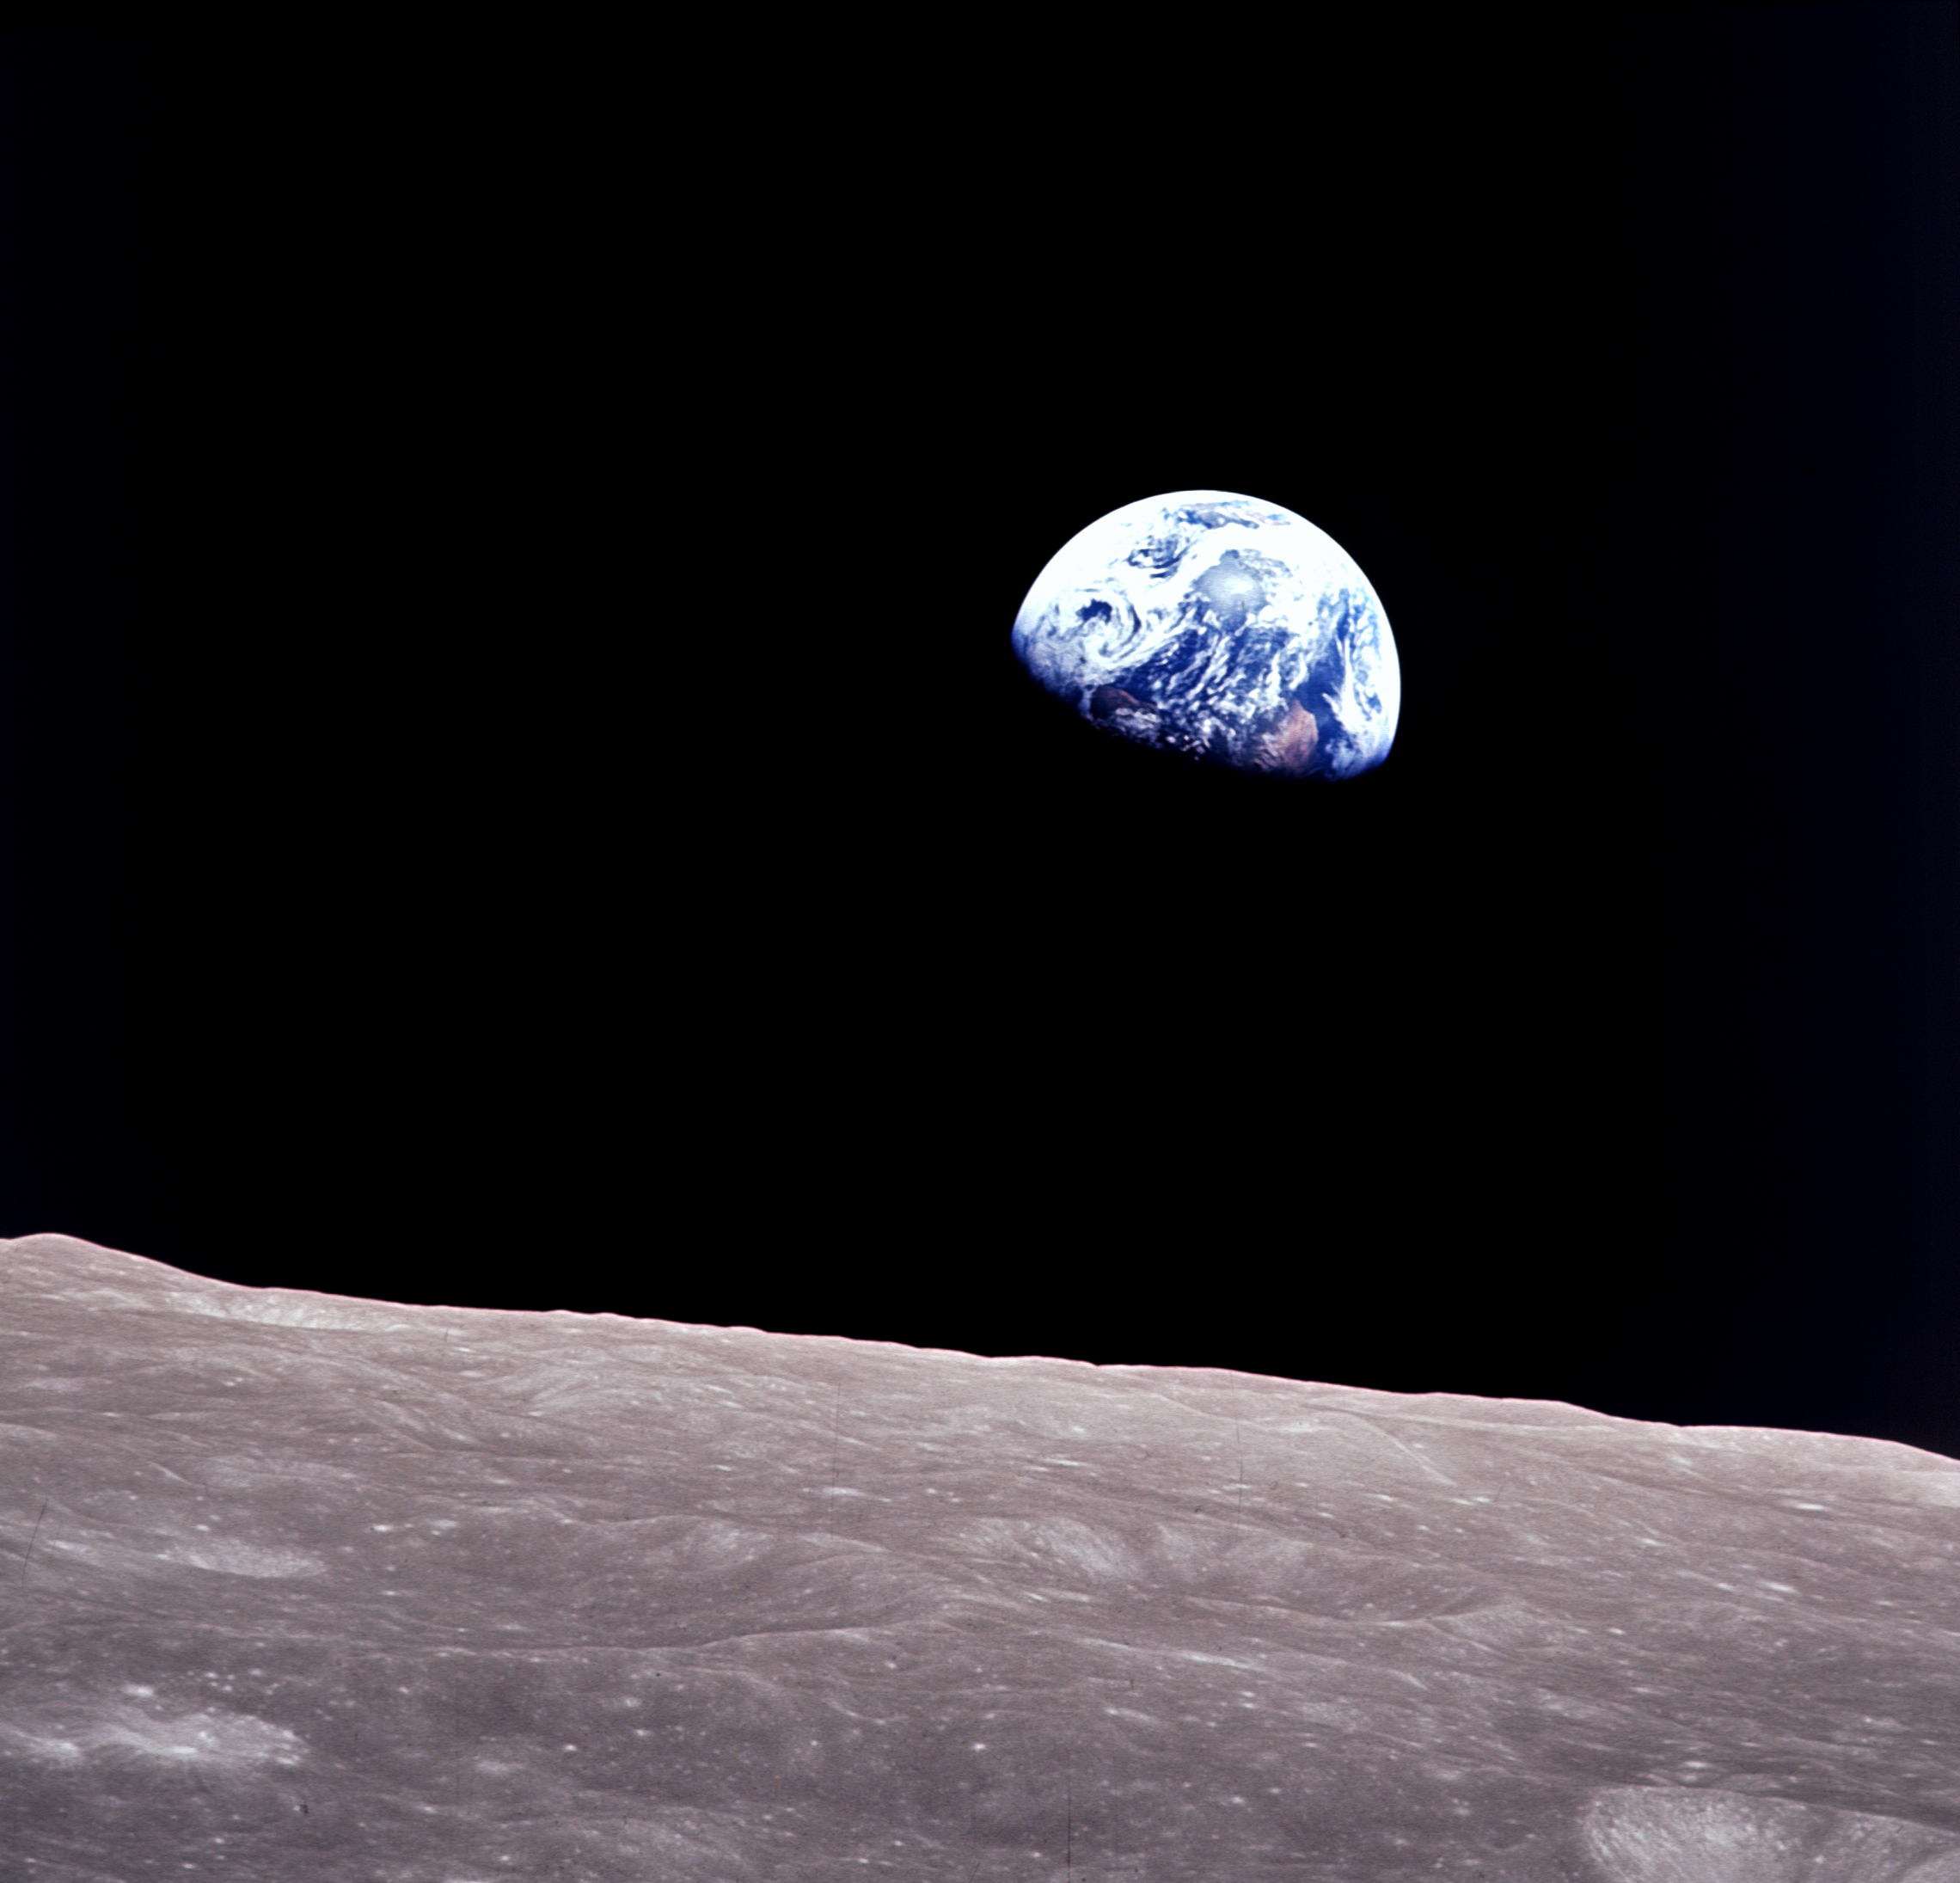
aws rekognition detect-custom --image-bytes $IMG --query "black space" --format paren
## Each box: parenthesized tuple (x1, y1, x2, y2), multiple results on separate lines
(3, 20, 1957, 1457)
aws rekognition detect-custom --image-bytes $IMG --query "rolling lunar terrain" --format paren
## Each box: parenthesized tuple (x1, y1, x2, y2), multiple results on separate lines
(2, 1235, 1957, 1881)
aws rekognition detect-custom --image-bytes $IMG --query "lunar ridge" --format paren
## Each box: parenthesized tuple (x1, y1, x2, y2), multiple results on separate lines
(1, 1233, 1956, 1880)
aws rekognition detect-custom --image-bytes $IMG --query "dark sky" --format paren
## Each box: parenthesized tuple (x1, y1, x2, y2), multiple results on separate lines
(3, 17, 1957, 1457)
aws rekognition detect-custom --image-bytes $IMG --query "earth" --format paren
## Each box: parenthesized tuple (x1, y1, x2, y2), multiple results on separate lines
(1013, 489, 1401, 779)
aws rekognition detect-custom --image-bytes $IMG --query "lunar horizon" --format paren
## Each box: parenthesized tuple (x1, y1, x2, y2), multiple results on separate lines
(3, 1233, 1957, 1880)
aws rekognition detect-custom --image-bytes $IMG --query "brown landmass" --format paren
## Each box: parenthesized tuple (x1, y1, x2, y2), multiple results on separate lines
(1260, 698, 1320, 775)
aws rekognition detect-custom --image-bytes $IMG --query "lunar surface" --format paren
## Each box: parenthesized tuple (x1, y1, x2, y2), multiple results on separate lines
(2, 1236, 1957, 1880)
